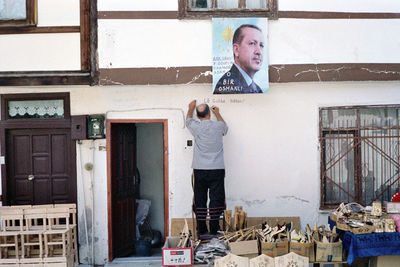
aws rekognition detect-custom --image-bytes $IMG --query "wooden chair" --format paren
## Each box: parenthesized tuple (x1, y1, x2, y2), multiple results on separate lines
(43, 207, 71, 263)
(20, 208, 47, 263)
(54, 204, 77, 262)
(0, 208, 24, 264)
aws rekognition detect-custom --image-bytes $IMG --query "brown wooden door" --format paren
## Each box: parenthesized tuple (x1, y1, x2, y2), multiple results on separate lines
(6, 128, 74, 205)
(111, 124, 136, 257)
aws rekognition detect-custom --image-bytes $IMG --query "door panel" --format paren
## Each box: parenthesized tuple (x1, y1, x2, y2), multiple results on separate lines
(111, 123, 136, 257)
(6, 129, 73, 205)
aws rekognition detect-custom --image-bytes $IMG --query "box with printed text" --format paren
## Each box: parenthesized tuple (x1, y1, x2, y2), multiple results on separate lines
(162, 236, 193, 266)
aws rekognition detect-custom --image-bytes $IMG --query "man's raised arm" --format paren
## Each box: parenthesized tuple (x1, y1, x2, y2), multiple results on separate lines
(186, 100, 196, 120)
(211, 106, 226, 125)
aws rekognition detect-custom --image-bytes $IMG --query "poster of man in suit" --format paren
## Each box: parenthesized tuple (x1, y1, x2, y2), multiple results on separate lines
(213, 18, 269, 94)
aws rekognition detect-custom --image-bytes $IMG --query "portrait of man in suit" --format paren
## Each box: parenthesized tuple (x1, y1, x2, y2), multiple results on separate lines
(214, 23, 265, 94)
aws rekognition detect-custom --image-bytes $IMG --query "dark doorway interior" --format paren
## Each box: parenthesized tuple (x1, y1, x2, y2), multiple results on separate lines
(109, 122, 165, 259)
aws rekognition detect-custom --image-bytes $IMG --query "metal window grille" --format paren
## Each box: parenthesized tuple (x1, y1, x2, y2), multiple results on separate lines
(319, 105, 400, 208)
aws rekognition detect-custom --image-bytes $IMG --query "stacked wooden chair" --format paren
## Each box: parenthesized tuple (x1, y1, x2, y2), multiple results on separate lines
(0, 204, 77, 267)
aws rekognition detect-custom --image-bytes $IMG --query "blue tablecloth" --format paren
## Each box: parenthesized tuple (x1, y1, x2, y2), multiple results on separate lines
(328, 217, 400, 264)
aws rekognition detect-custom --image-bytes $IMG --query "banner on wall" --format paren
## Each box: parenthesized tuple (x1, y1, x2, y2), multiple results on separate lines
(212, 18, 269, 94)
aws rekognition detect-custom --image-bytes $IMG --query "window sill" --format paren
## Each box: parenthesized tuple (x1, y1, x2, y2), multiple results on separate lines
(318, 209, 331, 214)
(0, 71, 93, 86)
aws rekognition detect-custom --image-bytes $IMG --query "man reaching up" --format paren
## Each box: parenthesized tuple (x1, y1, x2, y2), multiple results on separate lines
(186, 100, 228, 235)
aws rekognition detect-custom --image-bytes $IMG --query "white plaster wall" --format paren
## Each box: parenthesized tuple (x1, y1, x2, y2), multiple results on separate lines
(0, 0, 80, 71)
(37, 0, 80, 26)
(76, 139, 108, 265)
(279, 0, 400, 12)
(269, 19, 400, 64)
(98, 19, 211, 68)
(1, 81, 400, 264)
(98, 0, 178, 11)
(97, 0, 400, 12)
(98, 19, 400, 68)
(0, 33, 81, 71)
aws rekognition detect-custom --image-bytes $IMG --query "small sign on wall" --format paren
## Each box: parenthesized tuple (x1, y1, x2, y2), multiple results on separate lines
(212, 18, 269, 94)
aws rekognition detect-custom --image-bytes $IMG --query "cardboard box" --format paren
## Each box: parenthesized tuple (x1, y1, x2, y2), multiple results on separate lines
(290, 241, 315, 262)
(229, 240, 259, 258)
(370, 255, 400, 267)
(162, 236, 192, 266)
(315, 240, 342, 262)
(260, 240, 289, 257)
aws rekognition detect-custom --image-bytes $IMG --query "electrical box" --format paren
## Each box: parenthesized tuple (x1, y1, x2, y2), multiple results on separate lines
(71, 115, 87, 140)
(87, 115, 105, 139)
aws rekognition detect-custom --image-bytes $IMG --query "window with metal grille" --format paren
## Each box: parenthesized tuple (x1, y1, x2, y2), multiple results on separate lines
(178, 0, 278, 19)
(319, 105, 400, 209)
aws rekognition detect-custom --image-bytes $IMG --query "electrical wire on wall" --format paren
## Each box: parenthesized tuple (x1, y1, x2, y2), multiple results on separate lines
(77, 141, 91, 265)
(105, 108, 186, 129)
(90, 140, 95, 265)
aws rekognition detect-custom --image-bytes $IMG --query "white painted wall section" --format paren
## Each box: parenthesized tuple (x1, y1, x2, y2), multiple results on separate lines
(269, 19, 400, 64)
(279, 0, 400, 12)
(97, 0, 400, 13)
(1, 81, 400, 264)
(98, 19, 212, 68)
(0, 33, 81, 71)
(98, 19, 400, 68)
(38, 0, 80, 26)
(76, 140, 108, 265)
(98, 0, 178, 11)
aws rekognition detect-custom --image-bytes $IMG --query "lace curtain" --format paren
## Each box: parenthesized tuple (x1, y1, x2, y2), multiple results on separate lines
(8, 100, 64, 119)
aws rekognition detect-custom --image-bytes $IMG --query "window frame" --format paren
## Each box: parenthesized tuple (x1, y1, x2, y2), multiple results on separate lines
(1, 93, 71, 122)
(0, 0, 98, 86)
(178, 0, 278, 19)
(0, 0, 37, 27)
(319, 105, 400, 209)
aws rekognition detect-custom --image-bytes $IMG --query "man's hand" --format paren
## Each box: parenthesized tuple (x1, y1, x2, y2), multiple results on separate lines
(211, 106, 219, 114)
(186, 100, 197, 120)
(211, 105, 226, 124)
(189, 100, 196, 110)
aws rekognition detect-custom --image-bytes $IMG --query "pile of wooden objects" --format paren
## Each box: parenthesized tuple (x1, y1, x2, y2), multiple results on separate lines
(218, 226, 258, 243)
(0, 204, 77, 267)
(176, 219, 193, 248)
(257, 222, 291, 243)
(311, 224, 339, 243)
(331, 202, 397, 234)
(290, 224, 313, 244)
(224, 206, 247, 232)
(218, 221, 291, 244)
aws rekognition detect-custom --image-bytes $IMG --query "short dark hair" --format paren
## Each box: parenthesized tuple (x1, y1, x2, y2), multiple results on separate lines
(196, 104, 210, 118)
(232, 24, 262, 45)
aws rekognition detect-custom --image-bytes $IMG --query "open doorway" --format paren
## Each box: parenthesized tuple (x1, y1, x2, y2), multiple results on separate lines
(107, 119, 169, 261)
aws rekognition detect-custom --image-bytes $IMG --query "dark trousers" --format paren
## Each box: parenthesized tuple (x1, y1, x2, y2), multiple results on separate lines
(193, 169, 225, 234)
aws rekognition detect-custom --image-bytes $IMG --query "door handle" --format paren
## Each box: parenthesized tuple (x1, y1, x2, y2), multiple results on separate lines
(28, 174, 34, 181)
